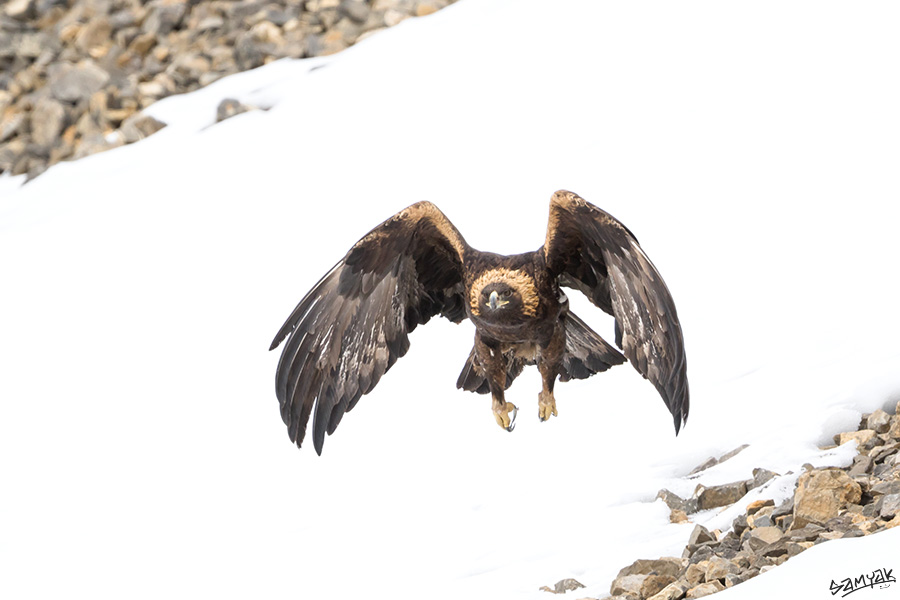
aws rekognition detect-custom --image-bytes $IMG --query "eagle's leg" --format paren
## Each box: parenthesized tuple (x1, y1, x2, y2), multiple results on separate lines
(474, 334, 517, 432)
(537, 322, 565, 422)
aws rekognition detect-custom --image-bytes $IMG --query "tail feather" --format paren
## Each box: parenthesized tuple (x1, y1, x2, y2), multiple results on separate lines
(456, 312, 625, 393)
(456, 347, 524, 394)
(559, 312, 626, 382)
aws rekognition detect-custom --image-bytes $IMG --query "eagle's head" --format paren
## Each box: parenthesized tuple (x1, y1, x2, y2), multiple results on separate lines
(469, 267, 539, 319)
(481, 282, 520, 313)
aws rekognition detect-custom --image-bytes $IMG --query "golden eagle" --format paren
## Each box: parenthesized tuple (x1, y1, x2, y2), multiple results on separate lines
(270, 191, 688, 454)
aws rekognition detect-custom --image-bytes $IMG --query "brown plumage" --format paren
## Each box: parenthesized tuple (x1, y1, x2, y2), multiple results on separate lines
(270, 190, 689, 454)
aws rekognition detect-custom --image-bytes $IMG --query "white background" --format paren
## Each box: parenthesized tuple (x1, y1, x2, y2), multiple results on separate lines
(2, 1, 899, 598)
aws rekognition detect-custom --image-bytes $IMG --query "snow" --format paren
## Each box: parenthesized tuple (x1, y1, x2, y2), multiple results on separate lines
(2, 1, 900, 599)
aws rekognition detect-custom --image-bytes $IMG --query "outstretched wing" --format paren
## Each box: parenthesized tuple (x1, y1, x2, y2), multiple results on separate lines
(270, 202, 469, 454)
(542, 190, 689, 433)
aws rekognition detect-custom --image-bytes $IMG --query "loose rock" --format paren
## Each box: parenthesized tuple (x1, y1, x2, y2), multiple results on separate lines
(616, 558, 685, 580)
(687, 524, 714, 546)
(867, 409, 891, 433)
(641, 573, 677, 599)
(216, 98, 253, 123)
(657, 489, 699, 515)
(880, 493, 900, 519)
(539, 578, 585, 594)
(609, 574, 647, 598)
(30, 97, 67, 148)
(48, 60, 110, 103)
(792, 468, 861, 528)
(685, 581, 725, 599)
(697, 480, 747, 510)
(647, 581, 688, 600)
(839, 429, 877, 448)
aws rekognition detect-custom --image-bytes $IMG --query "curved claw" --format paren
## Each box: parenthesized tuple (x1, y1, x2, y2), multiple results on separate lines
(538, 392, 558, 422)
(506, 404, 518, 432)
(494, 401, 518, 431)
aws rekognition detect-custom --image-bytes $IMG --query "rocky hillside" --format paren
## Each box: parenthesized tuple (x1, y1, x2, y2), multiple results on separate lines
(542, 402, 900, 599)
(0, 0, 456, 180)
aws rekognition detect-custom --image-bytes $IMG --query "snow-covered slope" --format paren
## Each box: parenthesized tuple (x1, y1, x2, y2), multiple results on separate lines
(2, 1, 899, 599)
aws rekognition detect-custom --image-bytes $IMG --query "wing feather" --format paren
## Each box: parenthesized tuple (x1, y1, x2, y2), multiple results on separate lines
(271, 202, 468, 453)
(543, 190, 689, 433)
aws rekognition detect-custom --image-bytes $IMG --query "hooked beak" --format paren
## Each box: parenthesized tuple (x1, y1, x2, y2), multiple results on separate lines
(488, 290, 508, 310)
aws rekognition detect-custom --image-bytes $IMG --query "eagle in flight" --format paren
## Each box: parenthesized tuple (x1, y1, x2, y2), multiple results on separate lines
(270, 190, 689, 454)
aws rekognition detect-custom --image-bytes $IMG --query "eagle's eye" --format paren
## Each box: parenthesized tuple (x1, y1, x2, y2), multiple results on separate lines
(501, 289, 512, 298)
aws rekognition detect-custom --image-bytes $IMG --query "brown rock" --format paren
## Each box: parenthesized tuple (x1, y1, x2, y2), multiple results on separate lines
(120, 113, 166, 143)
(49, 126, 76, 163)
(869, 442, 899, 463)
(415, 1, 439, 17)
(657, 489, 698, 515)
(541, 578, 585, 594)
(792, 468, 862, 529)
(647, 581, 687, 600)
(0, 139, 27, 174)
(0, 111, 25, 144)
(685, 581, 724, 599)
(849, 454, 874, 477)
(684, 562, 706, 587)
(880, 493, 900, 519)
(30, 97, 67, 148)
(788, 523, 826, 542)
(105, 108, 136, 126)
(746, 499, 775, 514)
(870, 480, 900, 496)
(687, 524, 714, 546)
(747, 526, 783, 549)
(383, 8, 408, 27)
(749, 467, 779, 489)
(747, 510, 775, 529)
(128, 32, 157, 57)
(142, 0, 187, 36)
(49, 61, 110, 103)
(703, 555, 739, 582)
(670, 509, 689, 524)
(0, 91, 12, 114)
(855, 520, 880, 535)
(616, 557, 685, 580)
(688, 457, 717, 475)
(697, 480, 747, 510)
(839, 429, 877, 448)
(609, 574, 647, 598)
(75, 16, 112, 55)
(11, 152, 35, 176)
(868, 409, 892, 433)
(641, 574, 676, 599)
(152, 45, 170, 63)
(888, 415, 900, 440)
(340, 0, 370, 23)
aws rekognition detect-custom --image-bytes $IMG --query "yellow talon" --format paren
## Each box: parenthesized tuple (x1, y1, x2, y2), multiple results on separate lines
(538, 391, 557, 422)
(493, 401, 518, 431)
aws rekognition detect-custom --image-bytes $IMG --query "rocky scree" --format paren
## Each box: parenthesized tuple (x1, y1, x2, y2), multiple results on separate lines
(540, 402, 900, 599)
(1, 0, 456, 180)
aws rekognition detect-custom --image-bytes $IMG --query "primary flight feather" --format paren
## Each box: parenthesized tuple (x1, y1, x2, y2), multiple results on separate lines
(270, 190, 689, 454)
